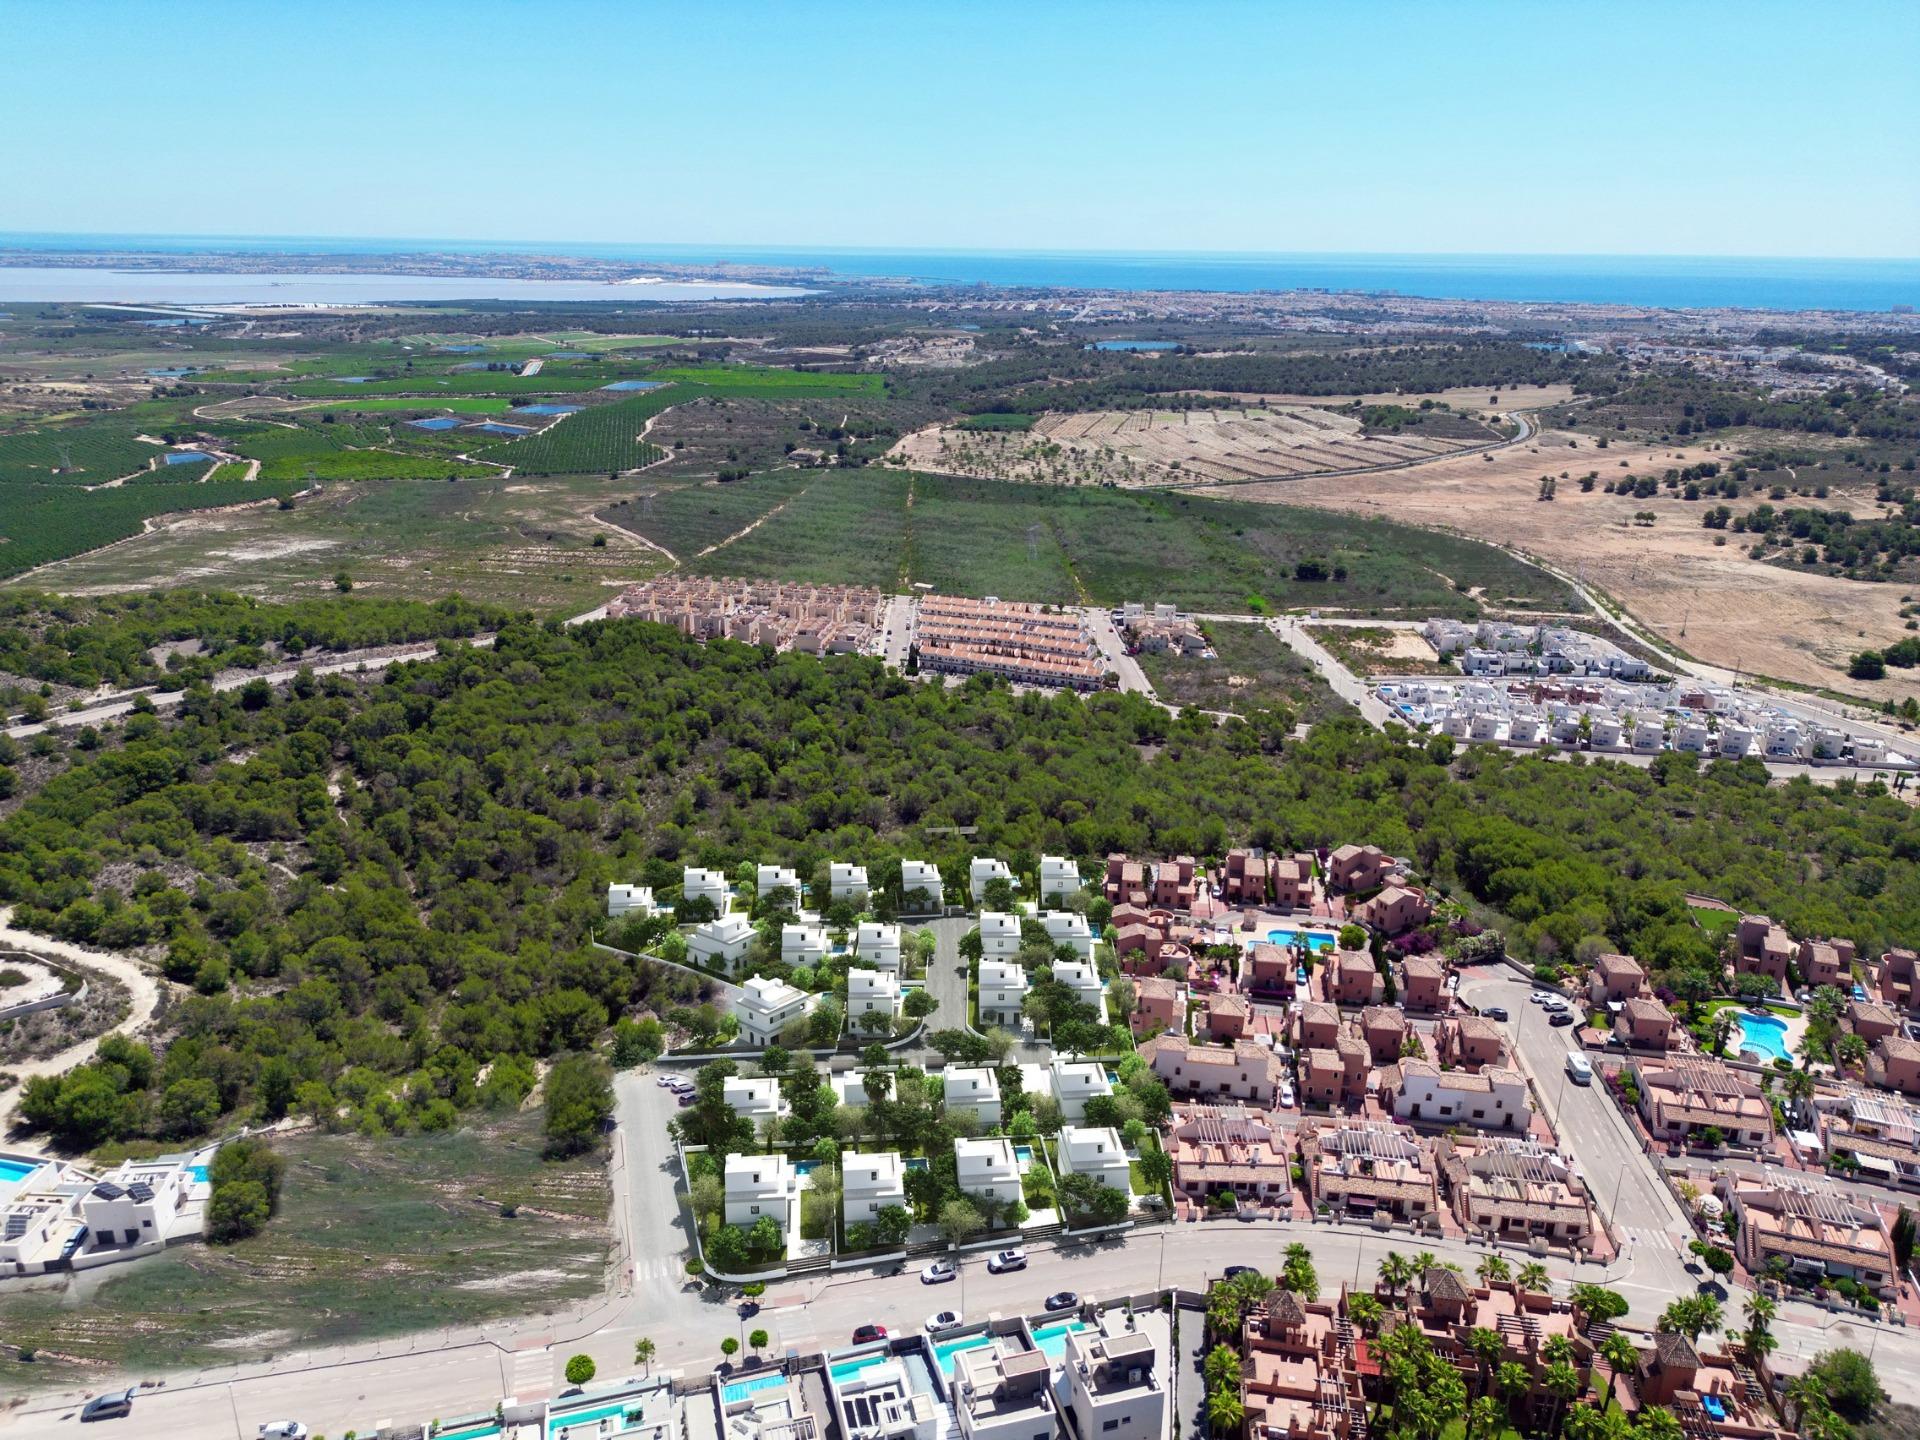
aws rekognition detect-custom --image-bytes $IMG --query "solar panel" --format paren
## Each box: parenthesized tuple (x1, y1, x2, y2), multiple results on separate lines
(127, 1183, 155, 1203)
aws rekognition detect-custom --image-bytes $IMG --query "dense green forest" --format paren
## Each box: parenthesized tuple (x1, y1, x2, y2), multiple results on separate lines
(1563, 371, 1920, 443)
(5, 614, 1920, 1151)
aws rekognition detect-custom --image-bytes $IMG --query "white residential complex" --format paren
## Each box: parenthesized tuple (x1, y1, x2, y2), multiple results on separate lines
(607, 883, 657, 918)
(781, 923, 830, 966)
(1039, 910, 1096, 960)
(854, 921, 903, 970)
(847, 967, 903, 1021)
(900, 860, 943, 909)
(688, 913, 756, 968)
(978, 960, 1030, 1026)
(942, 1067, 1003, 1125)
(829, 862, 870, 905)
(979, 911, 1022, 960)
(733, 974, 817, 1045)
(683, 866, 732, 913)
(840, 1150, 906, 1226)
(1039, 855, 1082, 902)
(757, 864, 801, 900)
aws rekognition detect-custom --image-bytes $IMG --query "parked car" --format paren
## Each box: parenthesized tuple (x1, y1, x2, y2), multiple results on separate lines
(80, 1392, 135, 1424)
(1044, 1292, 1079, 1312)
(1542, 997, 1569, 1014)
(925, 1310, 964, 1334)
(1278, 1080, 1296, 1108)
(1223, 1265, 1260, 1280)
(986, 1248, 1027, 1273)
(1530, 990, 1555, 1006)
(852, 1324, 889, 1344)
(921, 1260, 957, 1284)
(259, 1425, 310, 1440)
(1481, 1005, 1510, 1022)
(1549, 1011, 1575, 1027)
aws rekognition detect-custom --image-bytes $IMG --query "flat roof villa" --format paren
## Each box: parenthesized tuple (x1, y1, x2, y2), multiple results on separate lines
(1062, 1309, 1169, 1440)
(1040, 910, 1096, 961)
(1051, 959, 1106, 1019)
(721, 1368, 829, 1440)
(979, 911, 1022, 960)
(1040, 855, 1082, 902)
(734, 975, 818, 1045)
(951, 1340, 1055, 1440)
(1050, 1057, 1114, 1121)
(690, 912, 756, 968)
(848, 967, 903, 1020)
(724, 1153, 798, 1228)
(978, 960, 1030, 1026)
(0, 1149, 214, 1275)
(842, 1150, 908, 1228)
(685, 866, 732, 913)
(855, 921, 904, 970)
(831, 862, 871, 904)
(970, 856, 1018, 903)
(724, 1076, 788, 1123)
(1058, 1125, 1131, 1191)
(783, 923, 831, 965)
(1436, 1136, 1596, 1249)
(758, 864, 802, 899)
(1720, 1175, 1897, 1295)
(955, 1136, 1021, 1207)
(608, 882, 658, 917)
(942, 1066, 1003, 1125)
(900, 860, 944, 909)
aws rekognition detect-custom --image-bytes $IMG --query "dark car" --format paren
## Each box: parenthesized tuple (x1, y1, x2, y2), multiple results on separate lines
(1044, 1291, 1079, 1312)
(1481, 1005, 1510, 1021)
(80, 1392, 135, 1424)
(1223, 1265, 1260, 1280)
(1549, 1011, 1575, 1027)
(853, 1324, 889, 1344)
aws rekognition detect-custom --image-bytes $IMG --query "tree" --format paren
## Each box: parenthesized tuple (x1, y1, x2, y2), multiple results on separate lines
(1467, 1327, 1504, 1393)
(1346, 1292, 1385, 1335)
(1496, 1361, 1531, 1421)
(206, 1179, 271, 1243)
(1378, 1251, 1416, 1301)
(1516, 1261, 1550, 1294)
(1207, 1386, 1245, 1436)
(904, 989, 938, 1020)
(939, 1198, 985, 1244)
(1634, 1410, 1683, 1440)
(1570, 1283, 1629, 1325)
(1784, 1374, 1830, 1431)
(1599, 1333, 1639, 1379)
(544, 1053, 613, 1157)
(634, 1337, 657, 1373)
(1477, 1255, 1511, 1286)
(749, 1329, 769, 1353)
(1465, 1396, 1502, 1440)
(1204, 1344, 1242, 1393)
(1657, 1295, 1721, 1340)
(565, 1354, 597, 1386)
(720, 1337, 740, 1362)
(1894, 1206, 1917, 1272)
(1805, 1348, 1881, 1421)
(1139, 1147, 1173, 1190)
(1282, 1242, 1319, 1300)
(1543, 1360, 1581, 1436)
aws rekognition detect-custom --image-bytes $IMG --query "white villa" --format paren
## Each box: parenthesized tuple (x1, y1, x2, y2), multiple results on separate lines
(756, 864, 802, 901)
(831, 1069, 875, 1109)
(969, 856, 1017, 904)
(978, 960, 1030, 1026)
(854, 921, 903, 971)
(829, 862, 870, 906)
(847, 967, 903, 1022)
(607, 883, 657, 918)
(955, 1135, 1022, 1206)
(1387, 1059, 1530, 1132)
(942, 1066, 1003, 1125)
(1058, 1125, 1132, 1190)
(733, 974, 816, 1045)
(781, 923, 830, 966)
(979, 911, 1022, 961)
(840, 1150, 907, 1227)
(1040, 855, 1082, 903)
(724, 1153, 798, 1228)
(900, 860, 943, 910)
(1051, 1057, 1114, 1121)
(683, 866, 732, 914)
(1051, 959, 1107, 1020)
(1039, 910, 1095, 961)
(722, 1076, 787, 1124)
(688, 913, 755, 969)
(1064, 1313, 1166, 1440)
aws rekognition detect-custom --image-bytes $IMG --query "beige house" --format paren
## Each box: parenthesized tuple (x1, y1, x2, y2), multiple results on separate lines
(1437, 1136, 1597, 1249)
(1297, 1120, 1440, 1221)
(1632, 1056, 1774, 1148)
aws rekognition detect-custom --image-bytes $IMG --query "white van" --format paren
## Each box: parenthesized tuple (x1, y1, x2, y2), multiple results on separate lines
(1565, 1052, 1593, 1085)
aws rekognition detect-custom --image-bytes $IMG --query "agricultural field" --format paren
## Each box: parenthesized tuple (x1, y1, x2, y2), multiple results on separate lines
(294, 395, 518, 415)
(890, 402, 1498, 487)
(256, 448, 501, 483)
(282, 364, 650, 399)
(689, 469, 912, 588)
(0, 1115, 610, 1392)
(0, 411, 163, 486)
(1137, 619, 1348, 722)
(483, 384, 680, 474)
(0, 474, 299, 579)
(599, 471, 814, 559)
(226, 419, 389, 459)
(648, 364, 886, 397)
(7, 468, 666, 610)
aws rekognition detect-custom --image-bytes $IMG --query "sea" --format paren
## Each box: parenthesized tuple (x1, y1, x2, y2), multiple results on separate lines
(1, 233, 1916, 313)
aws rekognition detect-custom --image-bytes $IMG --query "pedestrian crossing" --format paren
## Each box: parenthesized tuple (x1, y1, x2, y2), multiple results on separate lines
(1618, 1225, 1679, 1255)
(509, 1344, 552, 1400)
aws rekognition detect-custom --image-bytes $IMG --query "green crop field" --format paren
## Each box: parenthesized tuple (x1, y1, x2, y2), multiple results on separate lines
(0, 413, 161, 486)
(959, 412, 1036, 431)
(295, 395, 516, 415)
(648, 364, 885, 396)
(256, 449, 499, 483)
(228, 420, 389, 461)
(484, 384, 680, 474)
(0, 475, 298, 580)
(690, 470, 911, 587)
(284, 365, 642, 399)
(600, 471, 813, 557)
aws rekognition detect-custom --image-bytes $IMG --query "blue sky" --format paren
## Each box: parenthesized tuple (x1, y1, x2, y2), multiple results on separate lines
(3, 0, 1916, 258)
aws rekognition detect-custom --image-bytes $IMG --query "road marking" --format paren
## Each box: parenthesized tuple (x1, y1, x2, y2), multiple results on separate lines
(509, 1345, 552, 1400)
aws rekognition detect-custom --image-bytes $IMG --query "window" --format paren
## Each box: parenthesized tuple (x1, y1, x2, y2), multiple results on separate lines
(1104, 1423, 1120, 1433)
(750, 1205, 761, 1215)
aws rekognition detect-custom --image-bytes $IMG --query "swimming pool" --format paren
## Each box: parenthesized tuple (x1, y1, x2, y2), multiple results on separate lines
(1092, 340, 1177, 351)
(1031, 1320, 1089, 1362)
(932, 1334, 994, 1375)
(1267, 928, 1336, 952)
(721, 1373, 787, 1405)
(0, 1156, 44, 1183)
(1733, 1013, 1792, 1063)
(1013, 1144, 1035, 1164)
(188, 1164, 209, 1185)
(904, 1157, 930, 1173)
(477, 422, 532, 436)
(794, 1160, 818, 1176)
(829, 1353, 889, 1382)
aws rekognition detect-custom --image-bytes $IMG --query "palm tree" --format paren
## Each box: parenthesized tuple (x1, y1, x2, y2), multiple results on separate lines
(1743, 1326, 1779, 1362)
(634, 1337, 657, 1374)
(1784, 1374, 1829, 1431)
(1207, 1386, 1245, 1436)
(1543, 1360, 1581, 1437)
(1635, 1410, 1683, 1440)
(1413, 1250, 1441, 1284)
(1477, 1255, 1512, 1286)
(1516, 1261, 1550, 1294)
(1543, 1334, 1576, 1372)
(1709, 1009, 1738, 1057)
(1782, 1068, 1815, 1124)
(1496, 1361, 1531, 1423)
(1467, 1327, 1504, 1395)
(1836, 1031, 1868, 1072)
(1465, 1396, 1503, 1440)
(1379, 1251, 1416, 1302)
(1599, 1333, 1639, 1381)
(1742, 1293, 1776, 1334)
(1205, 1344, 1242, 1392)
(1347, 1292, 1386, 1336)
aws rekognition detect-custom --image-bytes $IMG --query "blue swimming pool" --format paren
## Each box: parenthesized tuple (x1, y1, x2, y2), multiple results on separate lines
(1733, 1013, 1792, 1063)
(829, 1353, 889, 1382)
(406, 417, 462, 431)
(188, 1164, 209, 1184)
(164, 450, 213, 464)
(438, 344, 486, 353)
(904, 1157, 930, 1173)
(1013, 1144, 1035, 1164)
(0, 1156, 44, 1183)
(794, 1160, 818, 1176)
(932, 1334, 994, 1375)
(1267, 928, 1336, 952)
(602, 380, 665, 391)
(335, 376, 373, 383)
(515, 403, 581, 416)
(721, 1373, 787, 1405)
(1031, 1320, 1089, 1362)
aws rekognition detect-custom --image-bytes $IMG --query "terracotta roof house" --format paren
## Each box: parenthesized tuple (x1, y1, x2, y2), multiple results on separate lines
(1588, 952, 1648, 1005)
(1735, 915, 1795, 984)
(1245, 942, 1298, 1003)
(1869, 1035, 1920, 1097)
(1239, 1291, 1362, 1440)
(1270, 854, 1317, 911)
(1301, 1034, 1369, 1106)
(1206, 993, 1251, 1041)
(1617, 996, 1680, 1052)
(1361, 1005, 1411, 1064)
(1298, 1120, 1440, 1221)
(1435, 1014, 1507, 1071)
(1800, 938, 1855, 990)
(1399, 954, 1450, 1012)
(1821, 1090, 1920, 1185)
(1104, 855, 1148, 908)
(1223, 848, 1269, 906)
(1151, 856, 1201, 912)
(1327, 844, 1392, 894)
(1354, 885, 1432, 938)
(1296, 1001, 1341, 1050)
(1631, 1333, 1792, 1440)
(1632, 1056, 1775, 1148)
(1437, 1136, 1597, 1249)
(1130, 975, 1188, 1038)
(1383, 1059, 1529, 1132)
(1720, 1175, 1896, 1296)
(1168, 1104, 1292, 1204)
(1848, 997, 1902, 1046)
(1140, 1033, 1285, 1107)
(1876, 948, 1920, 1013)
(1329, 950, 1381, 1006)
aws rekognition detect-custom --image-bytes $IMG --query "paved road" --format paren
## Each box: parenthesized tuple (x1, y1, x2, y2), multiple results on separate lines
(1082, 608, 1152, 696)
(1266, 616, 1394, 726)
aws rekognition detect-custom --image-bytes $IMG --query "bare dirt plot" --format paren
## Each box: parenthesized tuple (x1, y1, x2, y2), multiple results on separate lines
(889, 404, 1487, 489)
(1203, 425, 1920, 703)
(1178, 384, 1576, 412)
